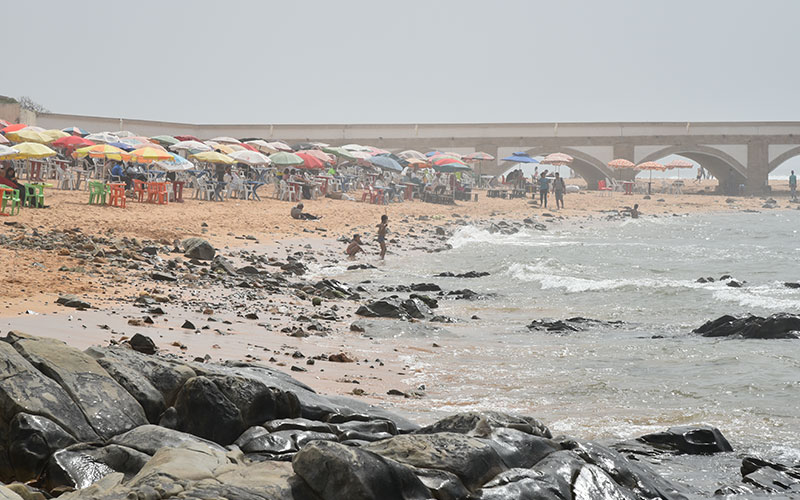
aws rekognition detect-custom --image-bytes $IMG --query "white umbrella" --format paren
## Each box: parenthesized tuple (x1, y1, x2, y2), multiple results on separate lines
(170, 140, 211, 153)
(209, 136, 241, 144)
(398, 150, 426, 160)
(341, 143, 373, 152)
(245, 140, 279, 154)
(229, 150, 272, 166)
(85, 132, 120, 144)
(265, 141, 292, 152)
(112, 130, 136, 138)
(0, 145, 19, 158)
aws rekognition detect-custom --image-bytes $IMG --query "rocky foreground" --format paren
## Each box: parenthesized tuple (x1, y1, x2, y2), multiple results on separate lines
(0, 332, 799, 499)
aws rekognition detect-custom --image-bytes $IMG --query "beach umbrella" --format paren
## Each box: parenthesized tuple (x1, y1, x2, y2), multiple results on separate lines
(398, 150, 426, 160)
(150, 135, 179, 146)
(209, 136, 241, 144)
(341, 144, 372, 152)
(296, 149, 335, 164)
(664, 159, 693, 169)
(269, 151, 304, 167)
(171, 140, 211, 153)
(0, 145, 19, 158)
(501, 152, 539, 163)
(432, 156, 467, 167)
(73, 144, 128, 161)
(12, 142, 57, 159)
(43, 129, 70, 141)
(1, 123, 27, 134)
(85, 132, 120, 144)
(0, 135, 9, 145)
(174, 135, 200, 142)
(291, 142, 321, 151)
(128, 146, 173, 163)
(296, 152, 326, 169)
(226, 144, 248, 152)
(608, 159, 635, 169)
(155, 153, 194, 172)
(107, 141, 136, 152)
(322, 146, 358, 160)
(636, 161, 665, 193)
(463, 151, 495, 162)
(229, 150, 272, 166)
(362, 146, 390, 156)
(245, 140, 279, 154)
(190, 151, 235, 164)
(0, 119, 10, 128)
(542, 152, 573, 166)
(368, 155, 403, 172)
(112, 130, 136, 138)
(433, 161, 472, 173)
(7, 129, 53, 144)
(265, 141, 293, 152)
(404, 157, 431, 167)
(62, 126, 88, 136)
(52, 136, 95, 149)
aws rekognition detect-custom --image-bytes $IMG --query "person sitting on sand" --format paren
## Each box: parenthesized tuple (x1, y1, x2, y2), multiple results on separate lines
(345, 234, 364, 258)
(376, 214, 388, 259)
(290, 202, 320, 220)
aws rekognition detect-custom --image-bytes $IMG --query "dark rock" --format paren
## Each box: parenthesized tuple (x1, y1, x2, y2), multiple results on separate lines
(350, 323, 365, 332)
(347, 264, 377, 270)
(409, 293, 438, 309)
(410, 283, 441, 292)
(528, 317, 623, 333)
(356, 298, 408, 319)
(401, 298, 432, 319)
(211, 255, 237, 275)
(292, 440, 430, 500)
(434, 271, 490, 278)
(244, 312, 259, 320)
(281, 261, 307, 275)
(636, 425, 733, 455)
(142, 246, 158, 256)
(129, 333, 157, 355)
(739, 455, 800, 494)
(237, 265, 260, 275)
(174, 376, 245, 445)
(235, 426, 297, 456)
(328, 353, 354, 363)
(7, 413, 78, 482)
(785, 282, 800, 289)
(727, 279, 743, 287)
(181, 237, 216, 260)
(693, 313, 800, 339)
(44, 444, 150, 491)
(417, 412, 552, 439)
(55, 294, 91, 309)
(150, 271, 177, 282)
(181, 320, 196, 330)
(110, 424, 226, 455)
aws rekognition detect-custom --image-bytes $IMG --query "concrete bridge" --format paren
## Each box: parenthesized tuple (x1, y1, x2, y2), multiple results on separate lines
(33, 113, 800, 194)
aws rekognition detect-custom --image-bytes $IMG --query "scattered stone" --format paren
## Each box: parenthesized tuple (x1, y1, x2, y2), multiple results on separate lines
(55, 295, 91, 309)
(128, 334, 157, 355)
(181, 237, 215, 261)
(181, 320, 196, 330)
(328, 353, 354, 363)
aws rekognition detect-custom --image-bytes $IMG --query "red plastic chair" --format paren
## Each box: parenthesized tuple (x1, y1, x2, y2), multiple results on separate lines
(132, 179, 147, 202)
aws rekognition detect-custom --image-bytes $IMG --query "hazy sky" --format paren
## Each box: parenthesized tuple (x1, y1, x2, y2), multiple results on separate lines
(4, 0, 799, 125)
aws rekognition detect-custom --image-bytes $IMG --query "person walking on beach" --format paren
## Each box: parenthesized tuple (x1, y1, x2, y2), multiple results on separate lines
(552, 172, 566, 209)
(790, 170, 797, 201)
(538, 172, 550, 208)
(376, 214, 388, 260)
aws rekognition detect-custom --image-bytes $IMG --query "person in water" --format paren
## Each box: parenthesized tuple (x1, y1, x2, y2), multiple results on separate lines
(376, 214, 388, 259)
(345, 234, 364, 259)
(626, 203, 640, 218)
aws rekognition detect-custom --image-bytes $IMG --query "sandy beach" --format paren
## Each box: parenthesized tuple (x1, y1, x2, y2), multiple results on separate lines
(1, 181, 794, 409)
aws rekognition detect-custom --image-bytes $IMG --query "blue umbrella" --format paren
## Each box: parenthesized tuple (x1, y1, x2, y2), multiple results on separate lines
(368, 155, 403, 172)
(501, 152, 539, 163)
(425, 151, 442, 157)
(108, 141, 135, 152)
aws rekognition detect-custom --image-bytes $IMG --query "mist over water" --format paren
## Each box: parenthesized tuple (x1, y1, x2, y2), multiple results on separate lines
(328, 211, 800, 461)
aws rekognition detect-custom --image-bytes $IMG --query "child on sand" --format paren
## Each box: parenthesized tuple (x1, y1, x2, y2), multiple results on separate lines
(376, 215, 388, 259)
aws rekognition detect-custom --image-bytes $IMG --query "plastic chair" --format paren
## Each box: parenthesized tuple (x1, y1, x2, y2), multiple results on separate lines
(597, 180, 613, 196)
(88, 181, 108, 205)
(22, 184, 44, 208)
(147, 181, 169, 204)
(1, 189, 21, 215)
(108, 183, 127, 208)
(132, 179, 147, 202)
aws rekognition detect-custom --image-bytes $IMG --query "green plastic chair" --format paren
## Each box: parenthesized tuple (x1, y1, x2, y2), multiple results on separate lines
(1, 188, 21, 215)
(88, 181, 108, 205)
(23, 183, 45, 208)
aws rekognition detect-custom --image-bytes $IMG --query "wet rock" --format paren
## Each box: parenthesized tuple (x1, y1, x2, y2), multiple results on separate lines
(7, 413, 78, 483)
(328, 353, 354, 363)
(409, 293, 438, 309)
(55, 295, 91, 309)
(528, 317, 624, 333)
(727, 279, 743, 287)
(237, 265, 260, 275)
(281, 260, 307, 275)
(206, 373, 301, 427)
(635, 425, 733, 455)
(181, 320, 196, 330)
(211, 255, 237, 275)
(292, 440, 430, 500)
(693, 313, 800, 339)
(434, 271, 490, 278)
(347, 263, 376, 270)
(785, 282, 800, 289)
(174, 376, 244, 445)
(181, 237, 215, 260)
(401, 298, 432, 319)
(7, 334, 147, 440)
(417, 412, 552, 439)
(350, 323, 365, 333)
(110, 424, 226, 456)
(738, 455, 800, 494)
(410, 283, 441, 292)
(356, 298, 408, 319)
(43, 444, 150, 491)
(129, 333, 157, 355)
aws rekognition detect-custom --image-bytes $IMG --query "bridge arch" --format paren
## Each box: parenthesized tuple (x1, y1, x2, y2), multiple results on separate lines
(638, 145, 747, 194)
(768, 146, 800, 173)
(520, 147, 613, 190)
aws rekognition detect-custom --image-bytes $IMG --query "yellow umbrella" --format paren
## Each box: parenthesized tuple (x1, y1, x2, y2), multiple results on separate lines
(129, 146, 172, 163)
(190, 151, 234, 164)
(73, 144, 128, 161)
(11, 142, 57, 159)
(43, 129, 69, 141)
(7, 129, 54, 144)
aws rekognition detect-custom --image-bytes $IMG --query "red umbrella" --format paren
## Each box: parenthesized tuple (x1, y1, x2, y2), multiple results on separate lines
(174, 135, 200, 142)
(0, 119, 10, 128)
(296, 152, 326, 169)
(2, 123, 27, 134)
(432, 156, 467, 167)
(239, 143, 259, 152)
(53, 136, 96, 149)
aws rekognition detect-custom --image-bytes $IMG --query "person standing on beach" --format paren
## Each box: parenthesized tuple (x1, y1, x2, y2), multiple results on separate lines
(538, 172, 550, 208)
(376, 214, 388, 260)
(552, 172, 566, 209)
(790, 170, 797, 201)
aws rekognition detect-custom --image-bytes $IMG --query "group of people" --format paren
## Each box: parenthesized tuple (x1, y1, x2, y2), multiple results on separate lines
(535, 171, 567, 209)
(344, 215, 389, 260)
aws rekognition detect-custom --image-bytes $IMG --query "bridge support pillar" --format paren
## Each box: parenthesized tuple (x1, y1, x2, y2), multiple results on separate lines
(746, 140, 770, 195)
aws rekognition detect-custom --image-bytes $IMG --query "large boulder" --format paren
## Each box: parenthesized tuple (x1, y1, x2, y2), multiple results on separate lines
(43, 444, 150, 491)
(181, 237, 216, 260)
(205, 374, 301, 427)
(110, 424, 227, 456)
(416, 411, 551, 439)
(693, 313, 800, 339)
(0, 341, 97, 447)
(173, 376, 244, 445)
(7, 334, 147, 440)
(738, 456, 800, 495)
(363, 432, 506, 491)
(635, 425, 733, 455)
(7, 413, 77, 483)
(473, 467, 568, 499)
(292, 440, 430, 500)
(485, 427, 561, 469)
(355, 298, 409, 319)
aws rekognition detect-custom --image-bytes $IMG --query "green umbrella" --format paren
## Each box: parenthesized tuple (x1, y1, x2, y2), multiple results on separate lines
(322, 146, 358, 160)
(150, 135, 179, 146)
(269, 151, 304, 166)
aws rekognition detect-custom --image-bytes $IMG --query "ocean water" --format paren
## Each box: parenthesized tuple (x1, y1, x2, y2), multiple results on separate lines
(327, 210, 800, 462)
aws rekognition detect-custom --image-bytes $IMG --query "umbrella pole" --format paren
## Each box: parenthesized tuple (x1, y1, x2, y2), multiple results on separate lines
(649, 170, 653, 195)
